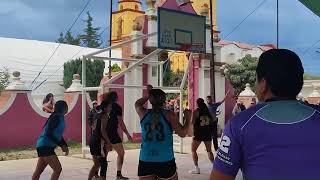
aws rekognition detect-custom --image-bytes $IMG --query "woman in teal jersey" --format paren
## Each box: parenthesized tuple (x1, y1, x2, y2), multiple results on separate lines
(32, 100, 69, 180)
(135, 85, 192, 180)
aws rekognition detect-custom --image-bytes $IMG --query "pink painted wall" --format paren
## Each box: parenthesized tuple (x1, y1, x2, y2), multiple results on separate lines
(0, 93, 44, 148)
(188, 59, 199, 110)
(110, 76, 125, 140)
(0, 93, 90, 149)
(224, 80, 236, 124)
(64, 94, 90, 144)
(160, 0, 197, 14)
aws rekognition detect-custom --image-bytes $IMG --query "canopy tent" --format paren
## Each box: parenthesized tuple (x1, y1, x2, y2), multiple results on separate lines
(300, 0, 320, 17)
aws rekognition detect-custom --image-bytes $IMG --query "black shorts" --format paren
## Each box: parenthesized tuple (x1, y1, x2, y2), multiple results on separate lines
(90, 145, 101, 156)
(108, 133, 122, 144)
(193, 135, 212, 142)
(194, 128, 213, 142)
(89, 136, 102, 156)
(138, 159, 177, 179)
(37, 147, 56, 157)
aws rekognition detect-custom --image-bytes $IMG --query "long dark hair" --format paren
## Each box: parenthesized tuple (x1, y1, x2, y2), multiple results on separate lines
(53, 100, 68, 114)
(43, 93, 53, 104)
(102, 91, 118, 103)
(149, 89, 166, 130)
(97, 99, 112, 113)
(196, 98, 211, 118)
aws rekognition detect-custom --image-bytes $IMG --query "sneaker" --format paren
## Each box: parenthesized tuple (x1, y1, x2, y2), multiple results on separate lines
(188, 167, 200, 174)
(116, 175, 129, 180)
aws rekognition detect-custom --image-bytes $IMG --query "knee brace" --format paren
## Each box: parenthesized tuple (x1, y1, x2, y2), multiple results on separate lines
(99, 157, 108, 177)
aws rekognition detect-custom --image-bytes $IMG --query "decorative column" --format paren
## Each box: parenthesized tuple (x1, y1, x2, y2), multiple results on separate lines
(145, 0, 157, 48)
(131, 19, 144, 56)
(238, 83, 256, 108)
(123, 21, 144, 140)
(5, 71, 29, 91)
(66, 74, 82, 92)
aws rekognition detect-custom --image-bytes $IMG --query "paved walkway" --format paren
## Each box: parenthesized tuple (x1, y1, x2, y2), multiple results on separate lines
(0, 137, 243, 180)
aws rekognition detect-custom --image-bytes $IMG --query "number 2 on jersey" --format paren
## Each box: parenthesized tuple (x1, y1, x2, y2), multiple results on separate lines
(220, 135, 231, 153)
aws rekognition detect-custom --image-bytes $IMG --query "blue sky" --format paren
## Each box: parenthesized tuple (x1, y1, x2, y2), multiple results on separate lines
(0, 0, 320, 74)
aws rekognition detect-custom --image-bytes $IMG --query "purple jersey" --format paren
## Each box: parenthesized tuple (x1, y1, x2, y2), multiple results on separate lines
(214, 100, 320, 180)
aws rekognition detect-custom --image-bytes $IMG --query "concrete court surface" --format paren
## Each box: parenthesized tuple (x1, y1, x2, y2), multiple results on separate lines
(0, 137, 243, 180)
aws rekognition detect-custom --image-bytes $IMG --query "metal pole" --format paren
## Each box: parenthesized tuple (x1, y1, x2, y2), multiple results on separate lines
(104, 49, 161, 84)
(276, 0, 279, 48)
(178, 53, 192, 154)
(209, 0, 216, 101)
(108, 0, 113, 78)
(159, 62, 163, 86)
(84, 32, 157, 58)
(179, 90, 184, 154)
(81, 57, 87, 158)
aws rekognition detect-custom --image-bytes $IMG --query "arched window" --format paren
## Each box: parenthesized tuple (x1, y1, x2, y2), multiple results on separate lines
(135, 5, 139, 10)
(120, 5, 123, 10)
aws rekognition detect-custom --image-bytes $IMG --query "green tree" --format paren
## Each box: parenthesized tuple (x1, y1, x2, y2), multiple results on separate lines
(56, 31, 80, 45)
(79, 12, 102, 48)
(162, 61, 186, 100)
(303, 73, 320, 80)
(111, 64, 122, 72)
(57, 32, 66, 43)
(224, 55, 258, 96)
(0, 67, 9, 92)
(63, 59, 105, 100)
(65, 31, 81, 45)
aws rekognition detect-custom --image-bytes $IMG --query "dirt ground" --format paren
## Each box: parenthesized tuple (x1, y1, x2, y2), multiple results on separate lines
(0, 141, 140, 161)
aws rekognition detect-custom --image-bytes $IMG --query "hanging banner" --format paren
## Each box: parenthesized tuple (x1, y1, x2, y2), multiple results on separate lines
(299, 0, 320, 17)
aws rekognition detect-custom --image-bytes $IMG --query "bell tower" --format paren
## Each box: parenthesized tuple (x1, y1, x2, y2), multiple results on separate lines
(111, 0, 144, 44)
(192, 0, 217, 31)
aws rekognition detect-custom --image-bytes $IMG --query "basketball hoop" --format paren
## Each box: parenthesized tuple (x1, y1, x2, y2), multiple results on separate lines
(180, 44, 192, 52)
(180, 43, 204, 52)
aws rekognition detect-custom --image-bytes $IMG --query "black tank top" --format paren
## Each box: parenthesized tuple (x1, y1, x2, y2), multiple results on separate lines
(107, 103, 122, 135)
(91, 112, 102, 143)
(194, 108, 213, 132)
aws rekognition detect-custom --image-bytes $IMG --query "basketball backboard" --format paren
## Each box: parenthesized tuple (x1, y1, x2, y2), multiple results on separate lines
(158, 7, 206, 53)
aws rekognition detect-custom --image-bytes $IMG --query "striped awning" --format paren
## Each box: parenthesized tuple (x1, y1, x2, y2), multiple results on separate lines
(299, 0, 320, 17)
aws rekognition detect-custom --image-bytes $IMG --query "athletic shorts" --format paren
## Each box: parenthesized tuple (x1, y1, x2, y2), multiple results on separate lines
(193, 135, 212, 142)
(89, 136, 102, 156)
(138, 159, 177, 179)
(108, 133, 122, 144)
(194, 128, 213, 142)
(37, 147, 56, 157)
(90, 143, 107, 157)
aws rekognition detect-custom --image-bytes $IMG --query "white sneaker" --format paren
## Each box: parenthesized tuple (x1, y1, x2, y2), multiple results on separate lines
(188, 167, 200, 174)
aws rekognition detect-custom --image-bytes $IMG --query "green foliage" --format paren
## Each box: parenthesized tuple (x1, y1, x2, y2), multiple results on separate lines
(63, 59, 105, 100)
(56, 31, 80, 45)
(224, 55, 258, 96)
(0, 67, 9, 92)
(59, 11, 104, 100)
(111, 64, 122, 72)
(162, 61, 186, 100)
(79, 12, 102, 48)
(303, 73, 320, 80)
(57, 32, 66, 43)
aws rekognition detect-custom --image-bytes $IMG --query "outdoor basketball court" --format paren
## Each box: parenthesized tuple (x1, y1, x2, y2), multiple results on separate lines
(80, 7, 207, 155)
(0, 137, 243, 180)
(0, 6, 229, 180)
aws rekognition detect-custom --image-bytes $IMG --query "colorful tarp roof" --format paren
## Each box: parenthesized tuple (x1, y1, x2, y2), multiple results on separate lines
(299, 0, 320, 17)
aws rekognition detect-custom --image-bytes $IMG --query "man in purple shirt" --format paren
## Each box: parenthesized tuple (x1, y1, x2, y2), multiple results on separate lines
(211, 49, 320, 180)
(207, 91, 229, 151)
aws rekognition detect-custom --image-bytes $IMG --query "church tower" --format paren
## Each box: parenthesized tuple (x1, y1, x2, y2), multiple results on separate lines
(192, 0, 217, 31)
(111, 0, 144, 44)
